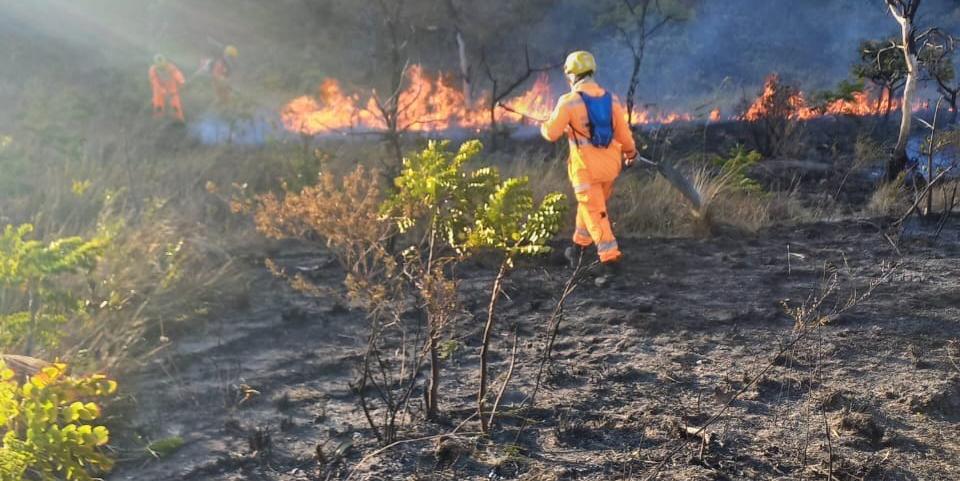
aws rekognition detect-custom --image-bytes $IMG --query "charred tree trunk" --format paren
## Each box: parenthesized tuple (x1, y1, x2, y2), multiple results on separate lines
(446, 0, 472, 101)
(455, 31, 471, 101)
(373, 0, 408, 175)
(935, 83, 960, 124)
(885, 0, 922, 181)
(882, 85, 894, 123)
(616, 0, 675, 126)
(625, 58, 642, 126)
(425, 330, 440, 419)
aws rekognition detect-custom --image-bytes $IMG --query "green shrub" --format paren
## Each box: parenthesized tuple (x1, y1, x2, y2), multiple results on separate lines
(712, 145, 763, 194)
(0, 361, 116, 481)
(0, 224, 108, 353)
(384, 140, 565, 427)
(386, 139, 566, 260)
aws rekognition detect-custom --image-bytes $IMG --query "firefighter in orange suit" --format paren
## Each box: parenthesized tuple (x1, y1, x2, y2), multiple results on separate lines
(540, 51, 637, 275)
(149, 54, 186, 121)
(208, 45, 238, 105)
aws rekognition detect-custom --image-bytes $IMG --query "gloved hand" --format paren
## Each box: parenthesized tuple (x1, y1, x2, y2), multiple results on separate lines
(623, 153, 638, 168)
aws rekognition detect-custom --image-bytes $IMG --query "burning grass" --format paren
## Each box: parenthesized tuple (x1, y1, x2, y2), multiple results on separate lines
(281, 68, 921, 142)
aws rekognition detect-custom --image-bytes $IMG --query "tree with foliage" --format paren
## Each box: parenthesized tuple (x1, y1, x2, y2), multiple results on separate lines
(0, 225, 108, 355)
(882, 0, 939, 180)
(852, 39, 908, 119)
(0, 361, 116, 481)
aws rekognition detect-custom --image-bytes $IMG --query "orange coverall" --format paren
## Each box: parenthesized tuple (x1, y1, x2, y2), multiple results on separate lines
(149, 63, 185, 121)
(541, 80, 637, 264)
(211, 57, 232, 104)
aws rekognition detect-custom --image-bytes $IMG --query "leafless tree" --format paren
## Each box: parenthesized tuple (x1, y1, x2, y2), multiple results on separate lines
(480, 46, 560, 149)
(368, 0, 410, 173)
(923, 34, 959, 123)
(608, 0, 690, 125)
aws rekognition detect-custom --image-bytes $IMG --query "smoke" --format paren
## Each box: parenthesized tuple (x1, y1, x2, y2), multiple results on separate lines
(589, 0, 960, 111)
(2, 0, 960, 132)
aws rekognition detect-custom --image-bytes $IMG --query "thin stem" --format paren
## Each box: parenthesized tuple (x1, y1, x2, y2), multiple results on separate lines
(488, 323, 520, 430)
(477, 261, 509, 433)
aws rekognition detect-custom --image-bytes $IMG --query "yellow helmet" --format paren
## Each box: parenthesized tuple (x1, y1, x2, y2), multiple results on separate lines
(224, 45, 239, 58)
(564, 51, 596, 76)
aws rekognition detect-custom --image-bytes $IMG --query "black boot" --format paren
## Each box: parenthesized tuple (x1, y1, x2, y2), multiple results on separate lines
(594, 260, 623, 288)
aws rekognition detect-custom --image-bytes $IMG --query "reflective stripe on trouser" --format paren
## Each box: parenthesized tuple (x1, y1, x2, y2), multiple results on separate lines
(572, 181, 621, 263)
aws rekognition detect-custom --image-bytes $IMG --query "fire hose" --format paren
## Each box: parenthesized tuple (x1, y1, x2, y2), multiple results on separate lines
(497, 102, 702, 211)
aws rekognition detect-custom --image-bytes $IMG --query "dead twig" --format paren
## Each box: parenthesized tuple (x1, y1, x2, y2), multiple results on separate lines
(343, 412, 477, 481)
(641, 266, 896, 481)
(894, 162, 957, 226)
(512, 251, 597, 443)
(488, 323, 520, 430)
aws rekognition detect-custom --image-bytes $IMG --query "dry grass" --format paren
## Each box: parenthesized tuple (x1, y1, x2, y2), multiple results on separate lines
(931, 180, 960, 214)
(494, 147, 569, 202)
(496, 150, 814, 238)
(866, 175, 908, 217)
(614, 166, 811, 237)
(0, 122, 268, 370)
(853, 134, 886, 172)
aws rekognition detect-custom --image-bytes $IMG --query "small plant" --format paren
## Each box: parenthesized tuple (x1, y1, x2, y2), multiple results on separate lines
(383, 140, 495, 420)
(462, 174, 565, 433)
(438, 339, 463, 361)
(0, 361, 117, 481)
(385, 140, 566, 432)
(0, 224, 108, 354)
(253, 166, 410, 444)
(146, 436, 184, 459)
(712, 145, 763, 194)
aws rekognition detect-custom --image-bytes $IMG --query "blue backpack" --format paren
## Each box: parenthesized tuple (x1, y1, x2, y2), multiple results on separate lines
(578, 91, 614, 148)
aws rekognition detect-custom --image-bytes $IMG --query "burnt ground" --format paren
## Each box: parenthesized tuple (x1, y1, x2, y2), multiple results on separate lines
(106, 209, 960, 481)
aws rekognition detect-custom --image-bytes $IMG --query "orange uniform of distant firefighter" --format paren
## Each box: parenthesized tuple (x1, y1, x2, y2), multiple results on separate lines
(541, 51, 636, 265)
(149, 55, 185, 121)
(204, 45, 238, 105)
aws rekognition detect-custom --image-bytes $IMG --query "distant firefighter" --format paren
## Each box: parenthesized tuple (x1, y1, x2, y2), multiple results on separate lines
(198, 45, 239, 105)
(149, 54, 186, 121)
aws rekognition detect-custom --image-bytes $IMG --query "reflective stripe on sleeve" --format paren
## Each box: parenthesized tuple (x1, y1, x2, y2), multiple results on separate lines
(573, 182, 591, 193)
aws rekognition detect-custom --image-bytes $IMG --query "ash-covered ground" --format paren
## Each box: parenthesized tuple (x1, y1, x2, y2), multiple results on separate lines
(111, 160, 960, 480)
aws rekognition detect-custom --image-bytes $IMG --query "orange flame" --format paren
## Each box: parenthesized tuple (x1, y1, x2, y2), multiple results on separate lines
(282, 69, 928, 136)
(281, 65, 700, 135)
(742, 74, 910, 122)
